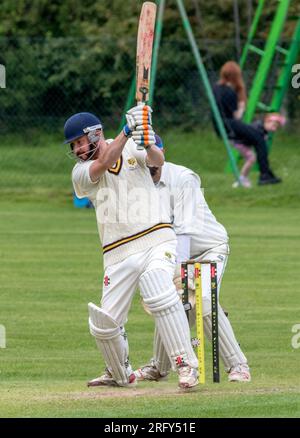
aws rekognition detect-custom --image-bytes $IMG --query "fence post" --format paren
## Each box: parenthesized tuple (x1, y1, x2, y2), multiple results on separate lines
(0, 64, 6, 88)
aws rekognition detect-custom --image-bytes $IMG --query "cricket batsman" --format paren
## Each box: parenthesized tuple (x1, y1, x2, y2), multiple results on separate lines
(63, 105, 199, 389)
(135, 137, 251, 382)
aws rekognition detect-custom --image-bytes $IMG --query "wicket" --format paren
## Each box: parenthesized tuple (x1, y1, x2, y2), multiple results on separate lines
(181, 261, 220, 383)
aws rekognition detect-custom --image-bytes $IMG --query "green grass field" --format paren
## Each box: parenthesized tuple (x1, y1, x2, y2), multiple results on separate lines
(0, 130, 300, 418)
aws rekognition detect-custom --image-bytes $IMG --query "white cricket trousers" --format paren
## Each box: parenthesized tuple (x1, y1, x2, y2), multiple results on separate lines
(101, 240, 177, 325)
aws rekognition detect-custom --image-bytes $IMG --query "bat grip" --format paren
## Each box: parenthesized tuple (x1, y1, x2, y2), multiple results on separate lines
(136, 100, 147, 150)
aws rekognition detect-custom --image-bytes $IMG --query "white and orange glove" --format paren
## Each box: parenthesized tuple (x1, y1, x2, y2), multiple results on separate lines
(123, 103, 154, 150)
(126, 103, 152, 129)
(132, 124, 156, 149)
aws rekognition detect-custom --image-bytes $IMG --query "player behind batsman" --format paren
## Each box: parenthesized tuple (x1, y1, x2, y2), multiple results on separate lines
(63, 105, 199, 389)
(135, 136, 251, 382)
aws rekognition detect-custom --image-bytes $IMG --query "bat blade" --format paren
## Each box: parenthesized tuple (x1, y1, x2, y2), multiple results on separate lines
(136, 2, 157, 103)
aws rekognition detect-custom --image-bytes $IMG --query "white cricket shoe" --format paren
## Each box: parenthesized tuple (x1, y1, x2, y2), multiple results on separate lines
(87, 368, 137, 387)
(134, 364, 169, 382)
(228, 364, 251, 382)
(178, 365, 199, 389)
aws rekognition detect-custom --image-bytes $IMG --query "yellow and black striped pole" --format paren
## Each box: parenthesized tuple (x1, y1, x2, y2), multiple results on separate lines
(194, 262, 205, 384)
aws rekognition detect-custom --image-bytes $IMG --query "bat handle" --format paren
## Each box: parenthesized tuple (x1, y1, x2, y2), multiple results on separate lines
(136, 99, 148, 151)
(139, 86, 149, 103)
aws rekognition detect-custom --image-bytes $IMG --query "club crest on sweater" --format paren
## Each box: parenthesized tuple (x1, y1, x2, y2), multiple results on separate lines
(127, 157, 138, 170)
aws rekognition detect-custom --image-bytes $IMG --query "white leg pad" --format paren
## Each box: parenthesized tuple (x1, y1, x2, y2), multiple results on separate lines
(139, 269, 198, 370)
(152, 328, 172, 374)
(203, 305, 247, 371)
(88, 302, 131, 386)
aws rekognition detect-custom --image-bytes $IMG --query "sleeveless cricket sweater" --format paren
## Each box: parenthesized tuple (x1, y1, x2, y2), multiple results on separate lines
(72, 139, 175, 267)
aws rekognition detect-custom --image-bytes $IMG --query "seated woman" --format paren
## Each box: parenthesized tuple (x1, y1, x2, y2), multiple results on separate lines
(212, 61, 282, 186)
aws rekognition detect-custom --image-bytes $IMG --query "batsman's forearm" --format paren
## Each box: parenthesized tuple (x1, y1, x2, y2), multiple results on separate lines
(99, 132, 127, 169)
(89, 132, 127, 182)
(104, 131, 128, 165)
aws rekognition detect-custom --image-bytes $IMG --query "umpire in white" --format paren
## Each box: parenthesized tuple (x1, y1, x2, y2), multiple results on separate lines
(64, 106, 199, 389)
(135, 136, 251, 383)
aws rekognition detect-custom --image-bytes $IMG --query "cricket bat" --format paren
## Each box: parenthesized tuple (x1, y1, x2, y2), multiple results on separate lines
(136, 2, 157, 104)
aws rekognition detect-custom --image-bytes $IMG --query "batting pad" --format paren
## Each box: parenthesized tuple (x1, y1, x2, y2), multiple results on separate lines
(203, 305, 247, 371)
(152, 327, 172, 374)
(88, 302, 130, 386)
(139, 269, 198, 370)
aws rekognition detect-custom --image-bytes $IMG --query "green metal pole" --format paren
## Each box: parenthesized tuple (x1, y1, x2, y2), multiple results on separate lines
(149, 0, 165, 106)
(240, 0, 265, 69)
(176, 0, 241, 183)
(118, 75, 136, 132)
(244, 0, 291, 122)
(267, 18, 300, 150)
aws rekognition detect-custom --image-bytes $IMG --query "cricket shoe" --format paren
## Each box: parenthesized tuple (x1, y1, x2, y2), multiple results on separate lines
(87, 368, 137, 387)
(228, 364, 251, 382)
(178, 365, 199, 389)
(134, 364, 169, 382)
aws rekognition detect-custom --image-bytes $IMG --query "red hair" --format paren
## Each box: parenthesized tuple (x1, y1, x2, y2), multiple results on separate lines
(219, 61, 247, 104)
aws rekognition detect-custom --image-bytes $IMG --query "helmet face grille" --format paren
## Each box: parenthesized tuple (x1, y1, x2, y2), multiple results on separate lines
(66, 141, 99, 162)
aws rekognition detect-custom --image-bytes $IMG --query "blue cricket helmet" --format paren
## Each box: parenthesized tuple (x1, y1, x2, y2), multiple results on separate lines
(64, 112, 102, 144)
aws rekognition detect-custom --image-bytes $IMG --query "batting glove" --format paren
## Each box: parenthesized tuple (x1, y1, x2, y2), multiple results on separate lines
(126, 103, 153, 131)
(132, 124, 156, 149)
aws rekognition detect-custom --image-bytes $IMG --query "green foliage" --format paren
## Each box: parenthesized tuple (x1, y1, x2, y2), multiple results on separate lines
(0, 1, 299, 131)
(2, 1, 297, 40)
(0, 0, 141, 38)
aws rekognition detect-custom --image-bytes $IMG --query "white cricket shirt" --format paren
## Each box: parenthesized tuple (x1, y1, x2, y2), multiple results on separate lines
(156, 162, 229, 257)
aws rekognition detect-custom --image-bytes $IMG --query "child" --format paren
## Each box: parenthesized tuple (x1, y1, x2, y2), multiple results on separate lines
(232, 112, 286, 188)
